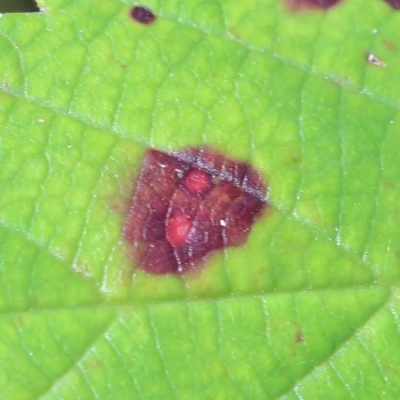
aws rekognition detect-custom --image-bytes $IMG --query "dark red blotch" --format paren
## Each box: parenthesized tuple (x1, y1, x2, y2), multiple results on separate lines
(123, 147, 267, 275)
(130, 6, 156, 24)
(287, 0, 341, 11)
(384, 0, 400, 9)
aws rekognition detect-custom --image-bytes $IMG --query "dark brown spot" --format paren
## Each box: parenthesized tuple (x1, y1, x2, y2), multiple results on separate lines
(287, 0, 341, 11)
(130, 6, 156, 24)
(295, 330, 304, 343)
(123, 147, 267, 275)
(384, 0, 400, 9)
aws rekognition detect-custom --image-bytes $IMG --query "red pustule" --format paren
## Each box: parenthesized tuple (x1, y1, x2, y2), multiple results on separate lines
(166, 214, 193, 248)
(184, 169, 212, 194)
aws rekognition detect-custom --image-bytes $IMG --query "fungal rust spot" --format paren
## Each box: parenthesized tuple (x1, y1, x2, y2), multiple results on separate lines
(384, 0, 400, 9)
(287, 0, 341, 11)
(123, 147, 267, 275)
(130, 6, 156, 24)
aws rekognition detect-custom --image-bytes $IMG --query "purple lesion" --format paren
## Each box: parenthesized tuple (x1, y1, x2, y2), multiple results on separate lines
(130, 6, 156, 24)
(287, 0, 341, 11)
(384, 0, 400, 9)
(123, 147, 267, 275)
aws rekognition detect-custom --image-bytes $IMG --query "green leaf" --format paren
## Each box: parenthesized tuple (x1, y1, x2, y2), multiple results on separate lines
(1, 0, 400, 398)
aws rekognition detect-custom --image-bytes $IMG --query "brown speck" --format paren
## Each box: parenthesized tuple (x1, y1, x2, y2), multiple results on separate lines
(88, 358, 105, 371)
(366, 52, 387, 68)
(130, 6, 156, 25)
(382, 181, 395, 189)
(383, 39, 397, 52)
(295, 330, 304, 343)
(291, 155, 300, 164)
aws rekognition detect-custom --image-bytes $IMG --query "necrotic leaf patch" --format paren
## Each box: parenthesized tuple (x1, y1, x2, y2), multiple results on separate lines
(123, 147, 267, 275)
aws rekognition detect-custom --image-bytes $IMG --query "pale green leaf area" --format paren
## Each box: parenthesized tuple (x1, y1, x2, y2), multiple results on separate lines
(0, 0, 400, 398)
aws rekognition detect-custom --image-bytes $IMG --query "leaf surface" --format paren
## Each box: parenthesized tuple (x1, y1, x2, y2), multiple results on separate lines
(1, 0, 400, 398)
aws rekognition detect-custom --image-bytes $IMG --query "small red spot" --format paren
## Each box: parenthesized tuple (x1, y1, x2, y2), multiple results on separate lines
(287, 0, 341, 11)
(130, 6, 156, 24)
(184, 169, 212, 194)
(166, 214, 192, 248)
